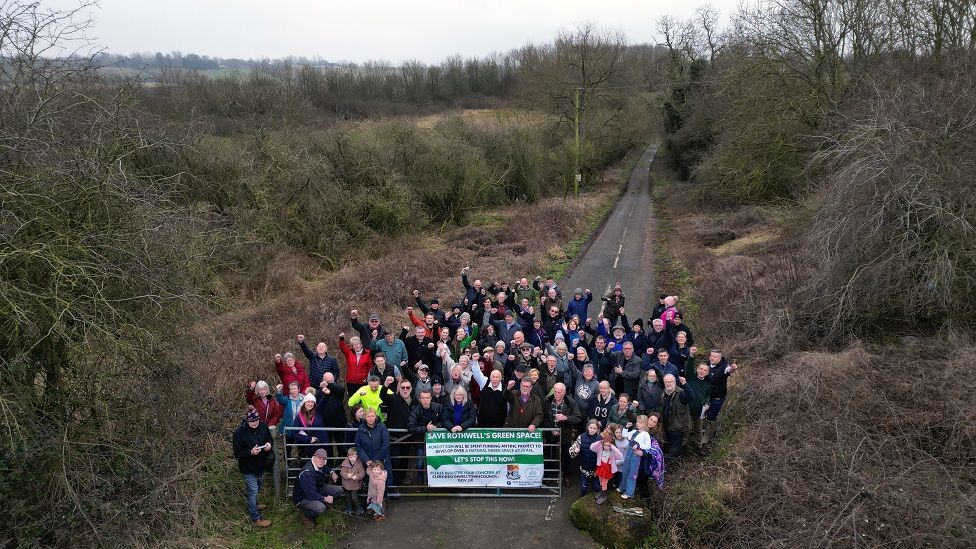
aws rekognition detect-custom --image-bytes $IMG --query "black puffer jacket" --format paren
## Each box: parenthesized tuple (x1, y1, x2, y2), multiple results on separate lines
(406, 402, 444, 441)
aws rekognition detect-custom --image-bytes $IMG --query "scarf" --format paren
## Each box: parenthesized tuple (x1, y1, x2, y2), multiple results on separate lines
(453, 403, 463, 426)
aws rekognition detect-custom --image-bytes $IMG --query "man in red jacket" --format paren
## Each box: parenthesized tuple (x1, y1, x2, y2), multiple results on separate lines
(338, 333, 372, 395)
(275, 352, 310, 393)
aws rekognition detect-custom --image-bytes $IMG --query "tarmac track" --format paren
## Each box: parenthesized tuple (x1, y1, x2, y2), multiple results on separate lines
(336, 144, 658, 549)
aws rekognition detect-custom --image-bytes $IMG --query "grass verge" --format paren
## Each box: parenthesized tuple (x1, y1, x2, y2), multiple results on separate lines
(642, 162, 736, 548)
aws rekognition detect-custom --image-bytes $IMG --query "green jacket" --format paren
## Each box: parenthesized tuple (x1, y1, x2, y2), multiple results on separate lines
(347, 386, 394, 422)
(514, 284, 539, 306)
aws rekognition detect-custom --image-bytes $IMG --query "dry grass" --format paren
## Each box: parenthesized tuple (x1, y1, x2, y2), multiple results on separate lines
(652, 163, 976, 548)
(414, 108, 553, 130)
(710, 230, 777, 256)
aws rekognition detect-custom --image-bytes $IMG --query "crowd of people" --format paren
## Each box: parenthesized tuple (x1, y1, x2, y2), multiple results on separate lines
(232, 269, 739, 528)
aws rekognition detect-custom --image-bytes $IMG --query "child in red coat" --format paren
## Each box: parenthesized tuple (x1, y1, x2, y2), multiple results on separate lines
(591, 431, 623, 505)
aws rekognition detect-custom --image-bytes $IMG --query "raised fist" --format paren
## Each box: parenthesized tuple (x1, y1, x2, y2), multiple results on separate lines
(412, 289, 420, 298)
(297, 334, 305, 342)
(338, 332, 345, 339)
(274, 353, 282, 360)
(275, 383, 283, 392)
(406, 306, 414, 313)
(249, 381, 256, 390)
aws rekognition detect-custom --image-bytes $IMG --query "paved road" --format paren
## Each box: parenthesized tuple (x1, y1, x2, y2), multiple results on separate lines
(336, 144, 658, 549)
(563, 144, 658, 322)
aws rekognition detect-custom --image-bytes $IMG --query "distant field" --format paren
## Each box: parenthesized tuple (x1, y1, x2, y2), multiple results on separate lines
(414, 108, 555, 129)
(97, 65, 245, 80)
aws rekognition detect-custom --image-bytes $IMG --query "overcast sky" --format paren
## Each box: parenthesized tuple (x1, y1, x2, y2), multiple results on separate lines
(46, 0, 740, 64)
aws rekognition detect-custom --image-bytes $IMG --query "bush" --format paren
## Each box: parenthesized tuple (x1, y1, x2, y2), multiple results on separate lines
(798, 56, 976, 341)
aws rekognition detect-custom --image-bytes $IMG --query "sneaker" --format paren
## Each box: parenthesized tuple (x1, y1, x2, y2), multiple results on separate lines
(253, 518, 272, 527)
(373, 514, 386, 522)
(257, 503, 267, 511)
(621, 494, 630, 499)
(615, 488, 622, 493)
(344, 507, 353, 515)
(595, 493, 608, 506)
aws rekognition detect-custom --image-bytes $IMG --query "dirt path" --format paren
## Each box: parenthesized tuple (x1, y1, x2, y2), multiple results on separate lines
(562, 144, 658, 320)
(335, 145, 658, 549)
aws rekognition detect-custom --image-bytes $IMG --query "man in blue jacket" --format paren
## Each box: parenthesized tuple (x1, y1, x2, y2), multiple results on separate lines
(293, 448, 344, 529)
(566, 288, 593, 322)
(297, 334, 339, 388)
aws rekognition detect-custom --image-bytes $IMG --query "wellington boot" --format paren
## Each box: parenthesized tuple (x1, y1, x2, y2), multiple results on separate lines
(703, 419, 717, 445)
(595, 491, 608, 505)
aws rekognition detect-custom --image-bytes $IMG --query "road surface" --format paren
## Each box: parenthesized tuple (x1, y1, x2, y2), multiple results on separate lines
(336, 144, 658, 549)
(563, 144, 658, 321)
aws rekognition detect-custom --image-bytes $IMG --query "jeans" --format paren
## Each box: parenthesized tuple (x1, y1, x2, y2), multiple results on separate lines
(414, 446, 427, 482)
(298, 485, 344, 518)
(619, 448, 640, 497)
(705, 397, 725, 421)
(689, 415, 704, 448)
(298, 499, 327, 519)
(666, 430, 685, 460)
(242, 473, 264, 522)
(579, 469, 599, 496)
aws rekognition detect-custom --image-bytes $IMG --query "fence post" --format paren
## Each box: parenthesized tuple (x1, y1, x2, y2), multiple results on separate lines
(273, 429, 283, 499)
(558, 432, 563, 498)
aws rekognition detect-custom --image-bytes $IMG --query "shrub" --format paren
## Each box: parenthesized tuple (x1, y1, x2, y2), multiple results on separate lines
(798, 56, 976, 341)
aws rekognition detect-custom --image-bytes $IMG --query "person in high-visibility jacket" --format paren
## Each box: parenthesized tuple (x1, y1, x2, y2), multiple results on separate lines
(347, 374, 394, 422)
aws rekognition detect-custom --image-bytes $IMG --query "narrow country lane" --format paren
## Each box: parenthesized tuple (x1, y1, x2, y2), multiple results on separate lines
(562, 144, 658, 321)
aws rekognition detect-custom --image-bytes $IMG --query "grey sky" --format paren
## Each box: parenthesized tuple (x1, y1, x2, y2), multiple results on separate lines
(48, 0, 739, 64)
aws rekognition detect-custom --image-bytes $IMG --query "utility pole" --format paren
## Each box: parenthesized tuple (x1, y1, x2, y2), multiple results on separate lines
(574, 86, 582, 197)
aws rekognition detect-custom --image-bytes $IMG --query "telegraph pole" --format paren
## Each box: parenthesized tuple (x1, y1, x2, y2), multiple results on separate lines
(574, 86, 581, 197)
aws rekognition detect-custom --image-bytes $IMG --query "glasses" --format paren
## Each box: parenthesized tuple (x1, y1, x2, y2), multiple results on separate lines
(400, 385, 412, 390)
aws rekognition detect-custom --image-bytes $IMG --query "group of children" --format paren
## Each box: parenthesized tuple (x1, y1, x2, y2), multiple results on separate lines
(572, 414, 665, 505)
(338, 447, 387, 520)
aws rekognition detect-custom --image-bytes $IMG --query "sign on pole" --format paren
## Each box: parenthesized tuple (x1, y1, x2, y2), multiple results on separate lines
(425, 429, 544, 488)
